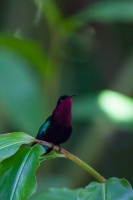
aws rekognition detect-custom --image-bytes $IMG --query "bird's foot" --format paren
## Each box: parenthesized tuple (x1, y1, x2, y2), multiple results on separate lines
(50, 143, 61, 152)
(57, 145, 61, 152)
(50, 142, 55, 149)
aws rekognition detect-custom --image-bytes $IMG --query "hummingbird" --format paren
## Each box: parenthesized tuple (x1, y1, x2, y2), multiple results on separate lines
(32, 94, 76, 153)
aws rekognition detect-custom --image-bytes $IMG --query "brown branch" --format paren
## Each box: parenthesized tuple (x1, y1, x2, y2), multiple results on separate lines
(34, 139, 106, 183)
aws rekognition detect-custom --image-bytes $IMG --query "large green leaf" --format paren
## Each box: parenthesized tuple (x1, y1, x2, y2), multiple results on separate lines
(0, 35, 47, 74)
(31, 188, 81, 200)
(75, 2, 133, 23)
(0, 145, 45, 200)
(78, 177, 133, 200)
(0, 132, 34, 161)
(0, 47, 47, 133)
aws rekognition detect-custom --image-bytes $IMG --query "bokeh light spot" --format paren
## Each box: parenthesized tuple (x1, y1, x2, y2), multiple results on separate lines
(98, 90, 133, 122)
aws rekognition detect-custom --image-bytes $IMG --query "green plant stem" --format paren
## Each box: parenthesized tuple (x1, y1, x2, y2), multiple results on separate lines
(35, 139, 106, 183)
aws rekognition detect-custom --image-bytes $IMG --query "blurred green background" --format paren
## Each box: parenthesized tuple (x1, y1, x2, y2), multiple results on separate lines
(0, 0, 133, 196)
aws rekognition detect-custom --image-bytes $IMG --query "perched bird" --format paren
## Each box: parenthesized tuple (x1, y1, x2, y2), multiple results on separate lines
(32, 94, 76, 153)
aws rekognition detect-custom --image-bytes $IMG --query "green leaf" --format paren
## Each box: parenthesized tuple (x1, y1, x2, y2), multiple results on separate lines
(106, 178, 133, 200)
(40, 151, 65, 162)
(0, 35, 47, 75)
(0, 145, 45, 200)
(78, 177, 133, 200)
(31, 188, 81, 200)
(0, 46, 48, 133)
(0, 132, 34, 161)
(75, 2, 133, 23)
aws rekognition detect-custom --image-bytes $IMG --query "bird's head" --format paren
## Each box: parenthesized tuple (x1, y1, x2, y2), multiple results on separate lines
(53, 94, 77, 127)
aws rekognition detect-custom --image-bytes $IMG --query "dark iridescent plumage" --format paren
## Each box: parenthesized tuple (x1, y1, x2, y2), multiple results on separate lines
(32, 94, 75, 153)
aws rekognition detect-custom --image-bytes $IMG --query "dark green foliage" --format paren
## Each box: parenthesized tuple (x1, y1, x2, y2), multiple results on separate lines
(0, 144, 45, 200)
(78, 178, 133, 200)
(0, 132, 133, 199)
(0, 0, 133, 199)
(31, 188, 81, 200)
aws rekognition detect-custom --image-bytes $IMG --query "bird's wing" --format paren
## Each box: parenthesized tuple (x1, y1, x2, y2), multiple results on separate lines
(38, 116, 51, 136)
(35, 116, 52, 153)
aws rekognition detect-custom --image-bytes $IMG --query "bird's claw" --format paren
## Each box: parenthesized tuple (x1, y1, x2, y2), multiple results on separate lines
(50, 143, 54, 149)
(50, 143, 61, 152)
(58, 145, 61, 152)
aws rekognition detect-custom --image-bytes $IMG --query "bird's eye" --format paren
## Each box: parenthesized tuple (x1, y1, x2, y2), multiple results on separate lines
(60, 99, 63, 103)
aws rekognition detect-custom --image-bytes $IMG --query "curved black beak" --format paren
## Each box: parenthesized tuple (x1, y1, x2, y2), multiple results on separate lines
(69, 93, 78, 98)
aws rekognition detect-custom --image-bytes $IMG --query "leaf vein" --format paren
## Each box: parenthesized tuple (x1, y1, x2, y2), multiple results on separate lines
(10, 148, 33, 200)
(0, 140, 30, 150)
(102, 183, 106, 200)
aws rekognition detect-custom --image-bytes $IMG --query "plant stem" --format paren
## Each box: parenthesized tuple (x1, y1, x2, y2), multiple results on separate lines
(60, 149, 106, 183)
(35, 139, 106, 183)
